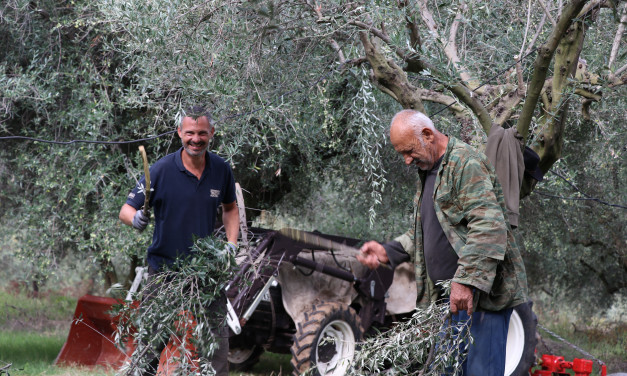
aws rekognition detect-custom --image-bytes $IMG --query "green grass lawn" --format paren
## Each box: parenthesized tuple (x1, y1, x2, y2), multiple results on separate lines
(0, 331, 115, 376)
(0, 331, 63, 375)
(0, 329, 289, 376)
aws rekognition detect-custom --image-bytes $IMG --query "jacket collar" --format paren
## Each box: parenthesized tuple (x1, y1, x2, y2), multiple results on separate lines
(418, 135, 456, 180)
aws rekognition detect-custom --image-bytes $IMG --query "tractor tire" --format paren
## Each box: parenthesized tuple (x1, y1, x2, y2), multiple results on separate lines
(228, 345, 264, 372)
(290, 301, 362, 376)
(505, 301, 538, 376)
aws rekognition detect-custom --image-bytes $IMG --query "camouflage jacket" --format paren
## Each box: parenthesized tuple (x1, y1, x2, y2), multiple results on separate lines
(394, 136, 528, 311)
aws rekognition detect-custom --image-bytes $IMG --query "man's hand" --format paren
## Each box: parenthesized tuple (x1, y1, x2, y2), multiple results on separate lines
(132, 210, 150, 231)
(450, 281, 474, 315)
(357, 241, 389, 269)
(225, 241, 238, 254)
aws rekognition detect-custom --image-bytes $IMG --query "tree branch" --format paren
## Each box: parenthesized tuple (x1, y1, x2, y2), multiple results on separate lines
(397, 0, 421, 49)
(349, 20, 408, 60)
(491, 87, 526, 127)
(615, 62, 627, 76)
(516, 0, 588, 142)
(519, 0, 534, 57)
(609, 2, 626, 70)
(417, 0, 479, 91)
(329, 39, 346, 64)
(574, 88, 602, 100)
(525, 13, 547, 55)
(607, 72, 627, 87)
(538, 0, 558, 27)
(578, 0, 609, 17)
(419, 90, 464, 113)
(358, 31, 424, 111)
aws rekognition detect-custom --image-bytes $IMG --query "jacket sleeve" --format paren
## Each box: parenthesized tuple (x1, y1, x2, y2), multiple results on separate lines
(382, 240, 410, 268)
(485, 125, 524, 227)
(451, 158, 507, 293)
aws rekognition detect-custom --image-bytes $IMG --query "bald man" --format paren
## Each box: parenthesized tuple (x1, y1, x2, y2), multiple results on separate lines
(358, 110, 528, 375)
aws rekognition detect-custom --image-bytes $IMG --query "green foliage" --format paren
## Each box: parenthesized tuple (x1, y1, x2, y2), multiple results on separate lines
(519, 91, 626, 312)
(114, 236, 236, 376)
(0, 0, 150, 288)
(348, 300, 471, 375)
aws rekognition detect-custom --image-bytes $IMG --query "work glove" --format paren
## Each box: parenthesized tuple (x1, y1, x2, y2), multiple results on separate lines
(225, 241, 238, 254)
(132, 209, 150, 231)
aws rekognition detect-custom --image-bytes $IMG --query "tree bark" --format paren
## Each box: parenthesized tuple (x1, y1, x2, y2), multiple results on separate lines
(517, 0, 589, 142)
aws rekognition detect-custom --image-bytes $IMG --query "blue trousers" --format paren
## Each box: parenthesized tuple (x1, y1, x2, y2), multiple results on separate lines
(442, 308, 513, 376)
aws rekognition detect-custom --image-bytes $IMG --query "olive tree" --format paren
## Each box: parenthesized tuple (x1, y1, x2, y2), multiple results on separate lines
(1, 0, 625, 302)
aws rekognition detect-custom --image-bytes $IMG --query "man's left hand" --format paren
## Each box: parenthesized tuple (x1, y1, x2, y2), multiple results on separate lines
(225, 241, 238, 253)
(450, 282, 474, 315)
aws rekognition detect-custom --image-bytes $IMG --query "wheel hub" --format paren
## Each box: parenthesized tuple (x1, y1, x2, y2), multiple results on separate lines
(316, 320, 355, 376)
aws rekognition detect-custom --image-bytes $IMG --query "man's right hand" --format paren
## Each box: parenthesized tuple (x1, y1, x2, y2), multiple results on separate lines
(132, 209, 150, 231)
(450, 281, 474, 315)
(357, 241, 389, 269)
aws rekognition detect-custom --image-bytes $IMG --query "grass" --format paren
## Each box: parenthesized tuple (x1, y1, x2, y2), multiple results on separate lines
(532, 295, 627, 375)
(233, 352, 293, 376)
(0, 330, 115, 376)
(534, 320, 627, 374)
(0, 290, 77, 329)
(0, 331, 65, 364)
(0, 331, 289, 376)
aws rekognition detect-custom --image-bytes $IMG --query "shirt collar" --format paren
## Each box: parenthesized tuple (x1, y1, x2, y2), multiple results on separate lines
(174, 147, 212, 173)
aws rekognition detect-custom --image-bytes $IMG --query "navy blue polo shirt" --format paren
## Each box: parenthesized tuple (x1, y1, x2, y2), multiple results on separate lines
(126, 148, 236, 271)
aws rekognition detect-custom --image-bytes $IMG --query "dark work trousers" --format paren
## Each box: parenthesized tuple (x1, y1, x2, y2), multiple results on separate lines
(139, 267, 230, 376)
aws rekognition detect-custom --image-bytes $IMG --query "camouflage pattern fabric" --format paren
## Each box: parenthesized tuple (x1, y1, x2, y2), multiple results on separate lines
(394, 136, 528, 311)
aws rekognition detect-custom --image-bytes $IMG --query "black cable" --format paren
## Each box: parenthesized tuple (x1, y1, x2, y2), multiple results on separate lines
(533, 190, 627, 210)
(544, 169, 627, 209)
(549, 169, 593, 199)
(329, 249, 352, 273)
(295, 249, 316, 277)
(0, 130, 177, 145)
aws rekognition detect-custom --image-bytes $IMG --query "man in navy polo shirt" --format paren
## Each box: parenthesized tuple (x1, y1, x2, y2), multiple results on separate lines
(119, 106, 239, 376)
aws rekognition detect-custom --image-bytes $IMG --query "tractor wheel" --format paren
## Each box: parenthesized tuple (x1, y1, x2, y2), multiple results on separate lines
(505, 302, 538, 376)
(228, 345, 264, 371)
(290, 301, 362, 376)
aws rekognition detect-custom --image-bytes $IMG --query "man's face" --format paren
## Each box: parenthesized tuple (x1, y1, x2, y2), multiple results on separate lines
(390, 123, 436, 171)
(178, 116, 215, 158)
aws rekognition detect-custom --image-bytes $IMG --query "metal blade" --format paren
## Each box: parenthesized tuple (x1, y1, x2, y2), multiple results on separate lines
(138, 145, 151, 215)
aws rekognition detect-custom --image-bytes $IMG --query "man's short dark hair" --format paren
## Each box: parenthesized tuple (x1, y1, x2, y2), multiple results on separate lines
(178, 105, 214, 129)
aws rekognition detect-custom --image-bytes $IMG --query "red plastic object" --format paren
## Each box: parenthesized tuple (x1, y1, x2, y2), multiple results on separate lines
(531, 354, 603, 376)
(54, 295, 135, 368)
(157, 311, 199, 375)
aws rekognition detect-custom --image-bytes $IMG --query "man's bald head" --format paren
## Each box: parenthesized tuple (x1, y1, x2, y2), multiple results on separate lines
(388, 109, 448, 170)
(390, 110, 435, 140)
